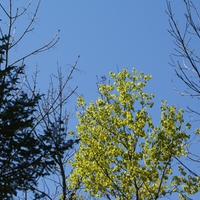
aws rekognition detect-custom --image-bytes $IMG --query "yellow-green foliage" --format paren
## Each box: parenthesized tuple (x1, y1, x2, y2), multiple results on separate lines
(68, 69, 197, 200)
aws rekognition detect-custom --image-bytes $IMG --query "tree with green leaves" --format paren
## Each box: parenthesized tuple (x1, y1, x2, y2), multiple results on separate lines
(68, 69, 200, 200)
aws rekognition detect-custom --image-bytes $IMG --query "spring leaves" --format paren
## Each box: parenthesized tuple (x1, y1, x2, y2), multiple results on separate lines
(69, 69, 195, 200)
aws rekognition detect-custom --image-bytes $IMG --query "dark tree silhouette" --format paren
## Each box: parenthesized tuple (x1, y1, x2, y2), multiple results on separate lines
(0, 1, 80, 199)
(0, 30, 55, 200)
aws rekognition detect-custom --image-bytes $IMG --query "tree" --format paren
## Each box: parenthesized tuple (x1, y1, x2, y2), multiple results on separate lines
(68, 69, 200, 200)
(167, 0, 200, 188)
(0, 1, 80, 199)
(0, 22, 54, 200)
(167, 0, 200, 118)
(32, 63, 80, 200)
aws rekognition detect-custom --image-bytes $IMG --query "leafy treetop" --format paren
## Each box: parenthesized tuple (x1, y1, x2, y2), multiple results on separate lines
(68, 69, 199, 200)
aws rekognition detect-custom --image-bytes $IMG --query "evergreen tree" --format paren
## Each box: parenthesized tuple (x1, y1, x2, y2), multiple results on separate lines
(0, 35, 55, 199)
(0, 1, 80, 198)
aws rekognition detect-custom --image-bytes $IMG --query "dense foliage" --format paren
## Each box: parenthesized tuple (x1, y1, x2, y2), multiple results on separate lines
(69, 69, 199, 200)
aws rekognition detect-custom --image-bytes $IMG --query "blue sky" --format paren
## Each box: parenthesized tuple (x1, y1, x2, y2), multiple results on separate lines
(2, 0, 200, 199)
(9, 1, 191, 107)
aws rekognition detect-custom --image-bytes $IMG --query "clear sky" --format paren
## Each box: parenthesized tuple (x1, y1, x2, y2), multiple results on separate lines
(8, 0, 197, 110)
(2, 0, 200, 199)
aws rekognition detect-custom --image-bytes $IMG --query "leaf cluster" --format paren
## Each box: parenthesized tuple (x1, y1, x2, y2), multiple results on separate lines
(68, 69, 197, 200)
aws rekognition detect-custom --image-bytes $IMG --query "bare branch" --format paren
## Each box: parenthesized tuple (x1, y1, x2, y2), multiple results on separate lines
(10, 30, 60, 67)
(10, 0, 41, 49)
(167, 0, 200, 116)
